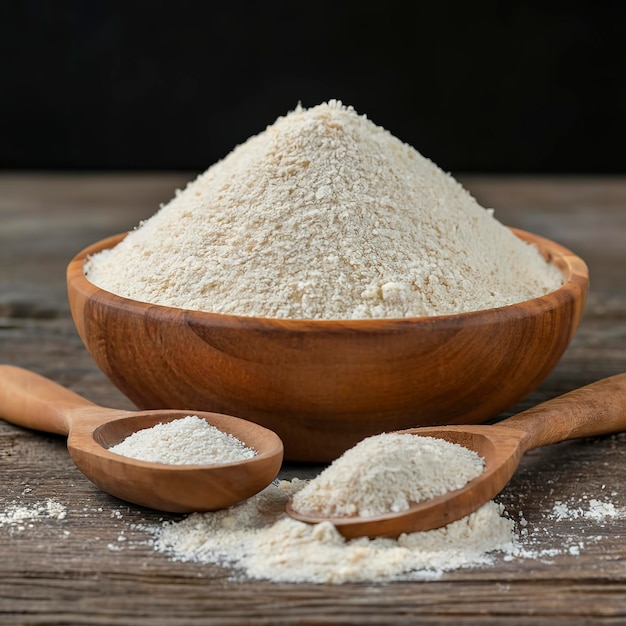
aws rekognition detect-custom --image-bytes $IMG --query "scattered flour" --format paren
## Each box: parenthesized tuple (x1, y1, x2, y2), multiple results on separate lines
(85, 100, 562, 320)
(4, 490, 622, 584)
(148, 479, 518, 584)
(0, 499, 67, 529)
(139, 479, 626, 583)
(549, 498, 622, 522)
(291, 433, 484, 517)
(108, 415, 256, 465)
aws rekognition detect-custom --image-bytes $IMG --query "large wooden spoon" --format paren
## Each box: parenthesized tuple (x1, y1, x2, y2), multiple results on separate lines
(287, 374, 626, 538)
(0, 365, 283, 512)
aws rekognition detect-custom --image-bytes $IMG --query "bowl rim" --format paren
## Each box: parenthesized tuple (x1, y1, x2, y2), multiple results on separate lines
(67, 227, 589, 331)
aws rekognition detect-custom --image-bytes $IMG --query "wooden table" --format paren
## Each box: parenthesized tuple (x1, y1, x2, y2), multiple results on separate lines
(1, 173, 625, 625)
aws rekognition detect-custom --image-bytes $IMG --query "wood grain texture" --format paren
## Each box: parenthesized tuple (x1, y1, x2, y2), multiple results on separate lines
(1, 173, 626, 625)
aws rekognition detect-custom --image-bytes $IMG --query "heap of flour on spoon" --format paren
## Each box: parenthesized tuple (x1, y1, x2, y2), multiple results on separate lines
(84, 100, 562, 320)
(291, 433, 485, 518)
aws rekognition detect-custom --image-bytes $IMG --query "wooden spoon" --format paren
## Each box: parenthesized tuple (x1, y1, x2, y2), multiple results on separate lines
(287, 374, 626, 538)
(0, 365, 284, 512)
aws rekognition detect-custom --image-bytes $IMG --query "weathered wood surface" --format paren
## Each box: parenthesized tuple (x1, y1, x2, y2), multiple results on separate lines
(1, 173, 625, 625)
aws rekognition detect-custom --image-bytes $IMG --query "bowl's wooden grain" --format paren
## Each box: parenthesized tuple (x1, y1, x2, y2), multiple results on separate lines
(67, 228, 588, 462)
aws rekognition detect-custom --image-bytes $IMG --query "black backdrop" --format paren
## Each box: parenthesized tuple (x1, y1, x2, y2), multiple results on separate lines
(2, 1, 625, 173)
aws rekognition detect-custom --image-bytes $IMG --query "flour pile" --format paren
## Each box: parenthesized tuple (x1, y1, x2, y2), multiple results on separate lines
(147, 433, 505, 583)
(149, 479, 516, 584)
(108, 415, 256, 465)
(291, 433, 484, 517)
(85, 100, 562, 320)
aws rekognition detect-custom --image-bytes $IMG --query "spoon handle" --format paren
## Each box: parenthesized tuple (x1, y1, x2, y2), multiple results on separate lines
(0, 365, 99, 435)
(499, 373, 626, 452)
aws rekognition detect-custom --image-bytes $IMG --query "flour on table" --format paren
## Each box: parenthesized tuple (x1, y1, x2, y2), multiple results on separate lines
(145, 433, 498, 584)
(0, 499, 67, 529)
(548, 497, 623, 522)
(85, 100, 562, 320)
(146, 479, 517, 584)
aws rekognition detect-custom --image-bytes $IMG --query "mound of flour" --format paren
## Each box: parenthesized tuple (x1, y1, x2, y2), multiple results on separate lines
(108, 415, 256, 465)
(145, 434, 504, 583)
(85, 100, 562, 320)
(291, 433, 484, 517)
(148, 480, 517, 584)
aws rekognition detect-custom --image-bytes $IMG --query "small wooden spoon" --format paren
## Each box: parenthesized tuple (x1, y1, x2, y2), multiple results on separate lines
(287, 374, 626, 539)
(0, 365, 284, 512)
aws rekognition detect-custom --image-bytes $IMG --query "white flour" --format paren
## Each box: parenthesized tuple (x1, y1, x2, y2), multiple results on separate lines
(144, 485, 626, 583)
(3, 488, 623, 584)
(85, 100, 562, 320)
(108, 415, 256, 465)
(0, 499, 67, 529)
(147, 434, 496, 583)
(548, 497, 622, 522)
(291, 433, 484, 517)
(149, 479, 517, 583)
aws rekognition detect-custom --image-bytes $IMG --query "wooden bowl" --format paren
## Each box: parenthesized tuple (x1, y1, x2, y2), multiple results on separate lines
(67, 228, 588, 462)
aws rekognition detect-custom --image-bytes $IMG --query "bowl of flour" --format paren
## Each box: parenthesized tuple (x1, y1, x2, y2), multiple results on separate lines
(67, 100, 588, 461)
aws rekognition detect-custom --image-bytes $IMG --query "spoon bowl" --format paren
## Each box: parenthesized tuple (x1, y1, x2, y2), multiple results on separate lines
(287, 374, 626, 538)
(0, 366, 284, 512)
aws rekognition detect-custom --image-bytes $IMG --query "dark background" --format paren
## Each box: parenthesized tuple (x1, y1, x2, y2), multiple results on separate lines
(2, 1, 625, 173)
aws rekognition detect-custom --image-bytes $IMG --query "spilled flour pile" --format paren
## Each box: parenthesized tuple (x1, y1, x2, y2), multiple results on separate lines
(143, 432, 500, 583)
(149, 479, 517, 584)
(85, 100, 562, 320)
(3, 484, 624, 584)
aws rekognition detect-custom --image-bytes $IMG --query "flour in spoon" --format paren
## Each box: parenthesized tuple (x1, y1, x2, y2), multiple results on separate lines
(108, 415, 256, 465)
(291, 433, 485, 517)
(84, 100, 562, 320)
